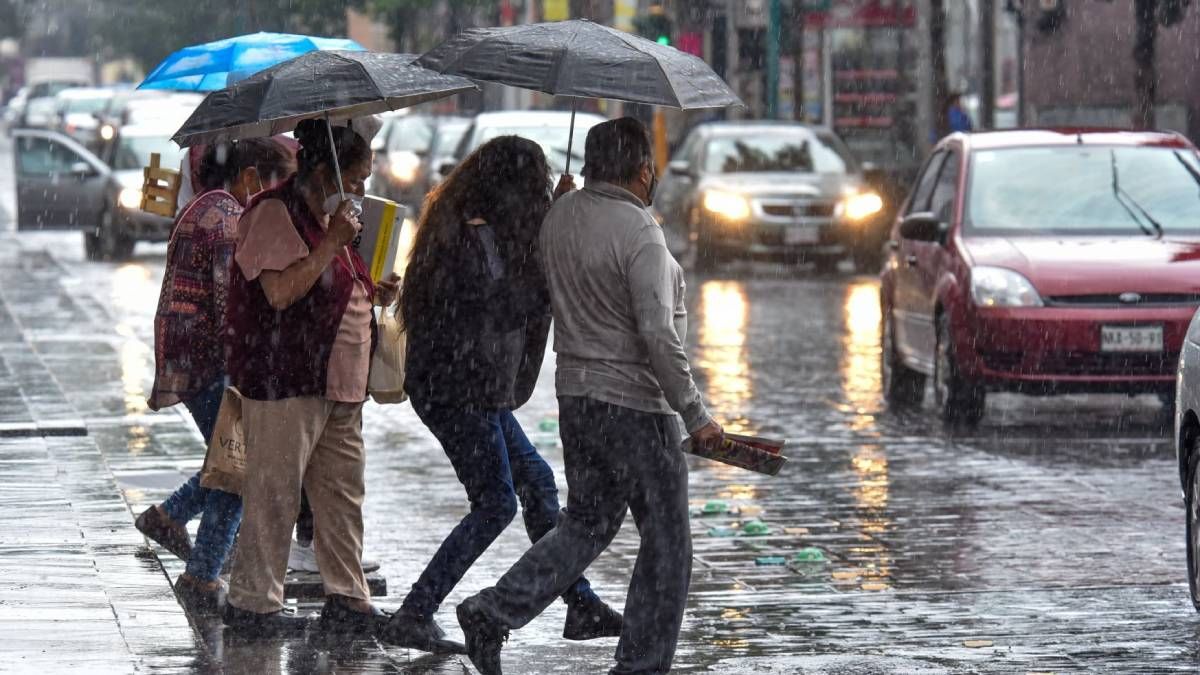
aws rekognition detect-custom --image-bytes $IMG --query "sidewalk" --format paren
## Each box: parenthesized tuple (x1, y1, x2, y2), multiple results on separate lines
(0, 236, 200, 672)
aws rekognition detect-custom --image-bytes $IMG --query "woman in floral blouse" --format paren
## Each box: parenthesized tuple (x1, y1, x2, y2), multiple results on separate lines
(137, 138, 293, 611)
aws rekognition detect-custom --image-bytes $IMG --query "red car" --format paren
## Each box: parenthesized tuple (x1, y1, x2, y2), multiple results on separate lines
(880, 129, 1200, 425)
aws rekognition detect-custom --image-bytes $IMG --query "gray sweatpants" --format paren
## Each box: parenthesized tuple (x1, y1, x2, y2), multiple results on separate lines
(470, 395, 692, 675)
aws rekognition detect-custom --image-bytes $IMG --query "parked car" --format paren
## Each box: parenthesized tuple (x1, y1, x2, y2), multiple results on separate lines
(416, 115, 472, 200)
(21, 97, 61, 129)
(881, 129, 1200, 426)
(1175, 307, 1200, 611)
(370, 112, 436, 206)
(13, 125, 180, 260)
(452, 110, 608, 179)
(54, 87, 116, 146)
(654, 121, 885, 273)
(3, 86, 29, 129)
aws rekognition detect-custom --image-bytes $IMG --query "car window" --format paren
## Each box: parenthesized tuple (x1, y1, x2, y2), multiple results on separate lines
(113, 135, 184, 172)
(674, 131, 702, 167)
(387, 116, 434, 153)
(17, 136, 82, 176)
(64, 96, 110, 115)
(429, 121, 470, 156)
(927, 150, 961, 221)
(906, 151, 946, 215)
(702, 132, 850, 174)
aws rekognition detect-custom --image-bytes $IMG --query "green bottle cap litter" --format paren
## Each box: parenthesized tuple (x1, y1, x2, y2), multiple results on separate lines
(703, 500, 729, 514)
(755, 556, 788, 566)
(742, 520, 772, 536)
(793, 547, 827, 562)
(707, 526, 739, 538)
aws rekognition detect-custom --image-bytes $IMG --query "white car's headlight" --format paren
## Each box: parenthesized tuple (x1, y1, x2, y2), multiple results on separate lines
(389, 151, 421, 184)
(836, 190, 884, 222)
(971, 266, 1043, 307)
(702, 190, 751, 220)
(118, 187, 143, 210)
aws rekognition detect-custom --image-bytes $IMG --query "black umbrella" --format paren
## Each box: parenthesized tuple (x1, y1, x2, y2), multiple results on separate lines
(417, 19, 742, 174)
(173, 50, 476, 200)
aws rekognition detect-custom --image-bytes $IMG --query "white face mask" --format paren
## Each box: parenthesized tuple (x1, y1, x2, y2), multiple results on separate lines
(321, 184, 363, 217)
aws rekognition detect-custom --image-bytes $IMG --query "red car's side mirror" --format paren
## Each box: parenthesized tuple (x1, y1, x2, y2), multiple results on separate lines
(899, 211, 946, 243)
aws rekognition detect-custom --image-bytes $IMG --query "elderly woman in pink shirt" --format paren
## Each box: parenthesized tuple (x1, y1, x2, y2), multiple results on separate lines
(222, 119, 398, 638)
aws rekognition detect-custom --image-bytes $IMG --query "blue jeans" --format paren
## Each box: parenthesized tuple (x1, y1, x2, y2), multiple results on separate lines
(401, 397, 598, 618)
(160, 378, 243, 581)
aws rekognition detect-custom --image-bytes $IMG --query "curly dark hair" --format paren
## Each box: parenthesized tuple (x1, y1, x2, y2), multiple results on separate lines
(401, 135, 551, 330)
(293, 118, 372, 182)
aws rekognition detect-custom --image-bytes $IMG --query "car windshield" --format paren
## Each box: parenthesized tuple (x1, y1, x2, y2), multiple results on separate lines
(113, 134, 184, 171)
(387, 117, 434, 153)
(703, 132, 855, 174)
(965, 146, 1200, 235)
(64, 96, 110, 114)
(430, 121, 470, 156)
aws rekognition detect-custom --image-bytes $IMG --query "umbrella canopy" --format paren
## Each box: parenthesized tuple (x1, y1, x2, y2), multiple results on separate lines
(139, 32, 365, 92)
(172, 50, 476, 147)
(416, 19, 742, 110)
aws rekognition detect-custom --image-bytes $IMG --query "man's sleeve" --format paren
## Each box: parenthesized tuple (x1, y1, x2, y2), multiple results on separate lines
(627, 236, 713, 433)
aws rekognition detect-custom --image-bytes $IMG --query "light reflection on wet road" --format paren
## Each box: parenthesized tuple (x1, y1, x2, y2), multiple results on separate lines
(11, 229, 1199, 673)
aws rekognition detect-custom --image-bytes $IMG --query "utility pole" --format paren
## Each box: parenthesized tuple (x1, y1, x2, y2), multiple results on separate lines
(766, 0, 781, 118)
(1004, 0, 1026, 127)
(915, 0, 934, 154)
(793, 6, 805, 122)
(725, 0, 740, 120)
(980, 0, 995, 129)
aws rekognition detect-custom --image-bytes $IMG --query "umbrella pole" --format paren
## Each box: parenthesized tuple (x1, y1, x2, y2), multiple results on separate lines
(325, 113, 346, 201)
(565, 97, 577, 176)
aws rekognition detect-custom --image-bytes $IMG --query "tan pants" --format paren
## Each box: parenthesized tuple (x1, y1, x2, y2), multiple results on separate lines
(228, 396, 369, 614)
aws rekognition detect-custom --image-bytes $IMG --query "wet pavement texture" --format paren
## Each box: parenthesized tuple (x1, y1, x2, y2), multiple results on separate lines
(1, 136, 1198, 671)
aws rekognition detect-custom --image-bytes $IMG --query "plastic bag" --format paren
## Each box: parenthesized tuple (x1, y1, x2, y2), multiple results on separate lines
(368, 302, 407, 404)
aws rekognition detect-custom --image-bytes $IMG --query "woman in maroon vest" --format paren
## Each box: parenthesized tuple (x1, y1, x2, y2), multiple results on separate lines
(222, 119, 398, 637)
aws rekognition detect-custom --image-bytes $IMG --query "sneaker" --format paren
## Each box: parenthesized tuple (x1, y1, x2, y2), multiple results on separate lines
(287, 540, 381, 574)
(457, 596, 507, 675)
(135, 505, 192, 562)
(174, 574, 226, 615)
(380, 609, 467, 654)
(563, 597, 623, 641)
(222, 602, 309, 638)
(315, 597, 391, 636)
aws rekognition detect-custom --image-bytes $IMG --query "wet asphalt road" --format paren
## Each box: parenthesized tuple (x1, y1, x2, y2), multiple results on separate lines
(2, 136, 1197, 673)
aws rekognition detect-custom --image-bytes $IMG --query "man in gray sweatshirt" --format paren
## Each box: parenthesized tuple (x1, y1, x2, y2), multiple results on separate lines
(457, 117, 724, 675)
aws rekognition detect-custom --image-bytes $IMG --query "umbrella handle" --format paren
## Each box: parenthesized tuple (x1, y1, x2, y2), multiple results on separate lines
(564, 97, 577, 177)
(325, 113, 346, 201)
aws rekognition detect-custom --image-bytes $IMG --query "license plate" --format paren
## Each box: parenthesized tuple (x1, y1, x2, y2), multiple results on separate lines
(1100, 325, 1163, 352)
(784, 227, 819, 245)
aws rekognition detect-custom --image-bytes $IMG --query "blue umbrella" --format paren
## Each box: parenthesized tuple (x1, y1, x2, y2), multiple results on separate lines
(139, 31, 365, 91)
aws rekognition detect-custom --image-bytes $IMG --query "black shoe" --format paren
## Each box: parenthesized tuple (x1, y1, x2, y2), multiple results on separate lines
(316, 597, 391, 636)
(457, 597, 507, 675)
(136, 505, 192, 562)
(223, 602, 309, 638)
(381, 609, 467, 654)
(563, 597, 623, 641)
(174, 574, 226, 614)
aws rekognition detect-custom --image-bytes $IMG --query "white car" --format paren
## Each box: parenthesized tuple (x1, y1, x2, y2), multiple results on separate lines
(452, 110, 608, 177)
(1175, 307, 1200, 611)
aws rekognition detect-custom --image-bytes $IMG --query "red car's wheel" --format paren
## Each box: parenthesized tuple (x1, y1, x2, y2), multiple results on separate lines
(935, 313, 985, 426)
(881, 309, 925, 407)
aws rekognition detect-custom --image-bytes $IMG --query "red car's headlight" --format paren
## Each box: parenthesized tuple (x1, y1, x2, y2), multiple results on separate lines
(971, 266, 1044, 308)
